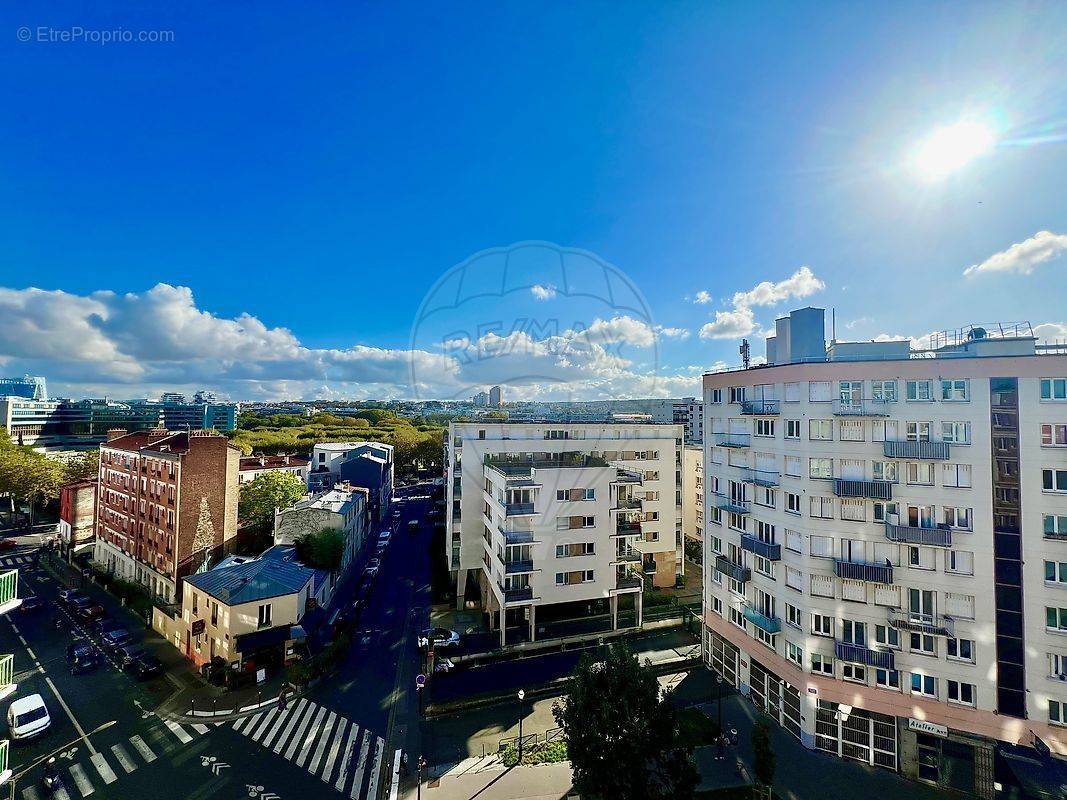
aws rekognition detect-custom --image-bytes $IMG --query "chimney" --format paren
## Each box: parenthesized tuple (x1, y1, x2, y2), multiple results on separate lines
(147, 426, 169, 438)
(283, 455, 290, 465)
(106, 428, 127, 441)
(259, 455, 266, 466)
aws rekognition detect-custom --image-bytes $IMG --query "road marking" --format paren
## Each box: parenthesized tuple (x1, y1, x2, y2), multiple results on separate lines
(261, 705, 295, 748)
(53, 788, 71, 800)
(273, 699, 310, 754)
(284, 702, 319, 761)
(21, 786, 41, 800)
(67, 763, 94, 797)
(334, 724, 362, 792)
(250, 708, 280, 743)
(307, 711, 337, 775)
(320, 718, 350, 782)
(129, 735, 156, 763)
(366, 737, 385, 800)
(190, 723, 210, 734)
(89, 752, 117, 784)
(294, 706, 327, 767)
(389, 748, 403, 800)
(234, 711, 262, 733)
(349, 730, 372, 799)
(44, 676, 97, 755)
(109, 743, 137, 774)
(164, 720, 193, 744)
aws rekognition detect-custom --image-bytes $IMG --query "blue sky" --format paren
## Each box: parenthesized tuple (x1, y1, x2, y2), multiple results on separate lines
(1, 2, 1066, 401)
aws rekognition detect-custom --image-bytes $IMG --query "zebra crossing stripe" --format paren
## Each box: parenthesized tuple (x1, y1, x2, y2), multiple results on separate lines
(284, 702, 319, 761)
(333, 724, 362, 792)
(250, 707, 280, 742)
(129, 735, 157, 763)
(110, 743, 137, 774)
(89, 752, 118, 784)
(320, 718, 350, 783)
(190, 723, 210, 734)
(365, 737, 385, 800)
(54, 787, 71, 800)
(234, 711, 262, 733)
(261, 705, 296, 749)
(295, 706, 328, 767)
(68, 763, 95, 797)
(349, 729, 372, 798)
(272, 699, 309, 753)
(307, 711, 338, 775)
(21, 786, 41, 800)
(164, 720, 193, 744)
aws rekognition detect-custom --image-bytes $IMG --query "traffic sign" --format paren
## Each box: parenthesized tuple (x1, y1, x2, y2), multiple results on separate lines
(415, 674, 426, 688)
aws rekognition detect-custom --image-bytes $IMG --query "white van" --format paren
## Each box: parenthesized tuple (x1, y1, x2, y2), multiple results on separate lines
(8, 694, 51, 740)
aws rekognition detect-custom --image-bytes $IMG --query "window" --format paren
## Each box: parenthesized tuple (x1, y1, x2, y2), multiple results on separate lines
(906, 380, 933, 401)
(811, 653, 834, 676)
(755, 486, 776, 508)
(947, 550, 974, 576)
(942, 463, 972, 488)
(841, 619, 867, 646)
(876, 669, 901, 690)
(785, 565, 802, 591)
(1045, 515, 1067, 538)
(753, 554, 775, 579)
(910, 673, 937, 698)
(786, 603, 803, 628)
(785, 492, 801, 515)
(941, 379, 969, 401)
(947, 681, 976, 707)
(840, 499, 866, 522)
(906, 421, 931, 441)
(945, 592, 975, 619)
(875, 624, 900, 649)
(784, 456, 802, 477)
(809, 381, 832, 402)
(1046, 561, 1067, 586)
(1044, 469, 1067, 493)
(711, 596, 723, 616)
(785, 419, 801, 439)
(872, 461, 898, 482)
(944, 506, 972, 530)
(257, 603, 272, 628)
(839, 420, 864, 441)
(910, 633, 936, 656)
(809, 458, 833, 479)
(871, 380, 897, 402)
(784, 382, 801, 402)
(555, 570, 594, 585)
(755, 419, 775, 438)
(1050, 653, 1067, 681)
(809, 535, 833, 558)
(729, 387, 746, 404)
(907, 462, 934, 485)
(942, 421, 971, 444)
(809, 496, 834, 519)
(556, 542, 595, 558)
(841, 663, 867, 684)
(1041, 378, 1067, 401)
(947, 637, 975, 663)
(787, 642, 803, 667)
(1043, 424, 1067, 447)
(785, 529, 802, 553)
(1051, 700, 1066, 726)
(710, 388, 723, 404)
(809, 419, 833, 440)
(812, 613, 833, 637)
(873, 501, 898, 522)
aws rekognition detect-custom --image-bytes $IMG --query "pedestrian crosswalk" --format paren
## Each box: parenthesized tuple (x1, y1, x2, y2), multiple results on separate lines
(231, 698, 391, 799)
(0, 553, 35, 570)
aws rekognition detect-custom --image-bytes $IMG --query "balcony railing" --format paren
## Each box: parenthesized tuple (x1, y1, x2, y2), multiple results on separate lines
(884, 521, 952, 547)
(614, 575, 643, 592)
(503, 586, 534, 604)
(714, 433, 751, 449)
(833, 558, 893, 584)
(887, 609, 954, 637)
(741, 467, 780, 487)
(743, 604, 782, 634)
(832, 399, 892, 417)
(613, 469, 643, 484)
(832, 478, 893, 500)
(712, 494, 751, 515)
(714, 555, 750, 583)
(613, 549, 642, 564)
(505, 502, 536, 516)
(504, 559, 535, 574)
(504, 530, 535, 546)
(740, 534, 781, 561)
(613, 522, 642, 538)
(882, 440, 951, 460)
(834, 641, 895, 670)
(612, 498, 642, 511)
(740, 399, 780, 415)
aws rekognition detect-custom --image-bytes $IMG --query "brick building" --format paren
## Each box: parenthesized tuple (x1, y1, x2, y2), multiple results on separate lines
(59, 478, 98, 557)
(93, 428, 240, 603)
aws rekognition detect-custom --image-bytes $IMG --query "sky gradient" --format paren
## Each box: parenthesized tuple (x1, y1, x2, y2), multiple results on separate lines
(1, 2, 1066, 401)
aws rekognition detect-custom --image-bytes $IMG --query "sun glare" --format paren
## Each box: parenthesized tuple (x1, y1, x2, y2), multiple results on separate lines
(910, 120, 996, 180)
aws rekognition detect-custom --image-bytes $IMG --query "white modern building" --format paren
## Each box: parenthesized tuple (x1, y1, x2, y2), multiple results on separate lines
(702, 308, 1067, 797)
(649, 397, 704, 445)
(273, 485, 369, 573)
(446, 421, 684, 647)
(682, 443, 704, 566)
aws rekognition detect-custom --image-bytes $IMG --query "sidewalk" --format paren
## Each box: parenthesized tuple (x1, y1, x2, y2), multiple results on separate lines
(402, 762, 575, 800)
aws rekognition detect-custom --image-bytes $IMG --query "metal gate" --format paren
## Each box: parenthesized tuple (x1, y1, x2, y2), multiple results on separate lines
(749, 659, 802, 741)
(815, 700, 897, 769)
(706, 629, 739, 687)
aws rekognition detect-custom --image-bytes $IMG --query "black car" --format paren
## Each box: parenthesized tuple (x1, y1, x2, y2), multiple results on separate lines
(117, 644, 147, 670)
(18, 596, 43, 613)
(100, 629, 133, 652)
(67, 594, 92, 610)
(93, 618, 124, 635)
(65, 642, 99, 675)
(75, 604, 106, 623)
(130, 655, 164, 680)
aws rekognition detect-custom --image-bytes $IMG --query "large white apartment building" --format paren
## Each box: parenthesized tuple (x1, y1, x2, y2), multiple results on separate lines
(446, 421, 684, 647)
(701, 308, 1067, 797)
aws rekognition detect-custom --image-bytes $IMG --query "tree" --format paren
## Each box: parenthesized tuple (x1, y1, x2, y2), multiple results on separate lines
(64, 450, 100, 483)
(0, 448, 65, 529)
(239, 471, 307, 533)
(295, 526, 345, 572)
(752, 721, 776, 797)
(553, 643, 698, 800)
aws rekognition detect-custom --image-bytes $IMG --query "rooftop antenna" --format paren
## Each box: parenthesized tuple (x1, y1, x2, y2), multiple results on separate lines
(740, 339, 751, 369)
(832, 308, 836, 343)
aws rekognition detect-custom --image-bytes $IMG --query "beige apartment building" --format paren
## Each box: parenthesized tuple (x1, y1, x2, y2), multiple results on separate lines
(702, 308, 1067, 797)
(446, 421, 684, 647)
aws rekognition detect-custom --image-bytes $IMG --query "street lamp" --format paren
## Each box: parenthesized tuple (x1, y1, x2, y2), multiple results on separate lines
(516, 689, 526, 764)
(8, 719, 116, 800)
(416, 755, 426, 800)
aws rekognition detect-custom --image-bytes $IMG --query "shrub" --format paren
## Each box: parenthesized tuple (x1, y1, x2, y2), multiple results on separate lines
(500, 739, 568, 767)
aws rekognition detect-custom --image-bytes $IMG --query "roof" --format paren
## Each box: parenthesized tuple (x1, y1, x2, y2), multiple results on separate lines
(185, 546, 315, 605)
(283, 487, 363, 516)
(239, 455, 310, 471)
(9, 694, 46, 715)
(104, 429, 236, 455)
(62, 478, 98, 491)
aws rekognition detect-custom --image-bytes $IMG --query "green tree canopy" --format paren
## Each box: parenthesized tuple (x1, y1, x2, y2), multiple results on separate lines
(553, 644, 699, 800)
(63, 450, 100, 484)
(238, 471, 307, 533)
(296, 526, 345, 572)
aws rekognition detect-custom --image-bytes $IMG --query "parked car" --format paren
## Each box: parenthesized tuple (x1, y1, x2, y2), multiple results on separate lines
(117, 644, 147, 670)
(101, 629, 133, 652)
(18, 596, 43, 613)
(75, 604, 106, 623)
(93, 618, 124, 635)
(407, 519, 419, 535)
(433, 657, 456, 674)
(0, 539, 19, 552)
(130, 655, 164, 680)
(66, 642, 100, 675)
(68, 595, 93, 611)
(364, 559, 380, 578)
(58, 589, 86, 606)
(7, 694, 51, 740)
(418, 627, 461, 649)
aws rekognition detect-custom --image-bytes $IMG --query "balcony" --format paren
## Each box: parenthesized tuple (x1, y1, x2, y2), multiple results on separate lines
(884, 521, 952, 548)
(613, 575, 643, 593)
(612, 498, 642, 511)
(740, 534, 781, 561)
(712, 494, 751, 515)
(613, 522, 642, 538)
(742, 605, 782, 634)
(833, 558, 893, 584)
(714, 433, 751, 449)
(834, 641, 895, 670)
(486, 454, 609, 476)
(505, 502, 536, 517)
(502, 586, 534, 604)
(740, 400, 780, 416)
(504, 530, 535, 546)
(612, 469, 643, 484)
(504, 559, 535, 574)
(613, 548, 642, 564)
(714, 555, 750, 583)
(741, 467, 780, 487)
(832, 478, 893, 500)
(887, 609, 954, 637)
(882, 440, 951, 460)
(832, 399, 892, 417)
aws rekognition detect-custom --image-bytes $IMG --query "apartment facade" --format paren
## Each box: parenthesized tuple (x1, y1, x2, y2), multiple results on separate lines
(702, 319, 1067, 796)
(273, 485, 369, 574)
(682, 444, 704, 567)
(93, 428, 240, 603)
(238, 454, 310, 485)
(59, 478, 98, 556)
(446, 421, 683, 647)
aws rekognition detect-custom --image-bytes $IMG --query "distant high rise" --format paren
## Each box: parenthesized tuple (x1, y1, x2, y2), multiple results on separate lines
(0, 375, 47, 401)
(159, 392, 187, 405)
(489, 385, 504, 407)
(473, 391, 489, 406)
(193, 390, 218, 403)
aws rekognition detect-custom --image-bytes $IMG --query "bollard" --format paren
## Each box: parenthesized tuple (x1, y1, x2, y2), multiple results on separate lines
(212, 698, 217, 715)
(190, 699, 195, 716)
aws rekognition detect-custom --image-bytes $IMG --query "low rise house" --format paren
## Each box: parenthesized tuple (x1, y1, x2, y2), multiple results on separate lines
(307, 442, 393, 520)
(273, 485, 369, 573)
(238, 454, 310, 485)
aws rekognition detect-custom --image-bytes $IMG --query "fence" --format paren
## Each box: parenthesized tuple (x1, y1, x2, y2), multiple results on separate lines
(497, 728, 564, 753)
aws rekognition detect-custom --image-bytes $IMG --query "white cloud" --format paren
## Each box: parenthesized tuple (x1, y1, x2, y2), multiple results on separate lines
(963, 231, 1067, 277)
(731, 266, 825, 308)
(1034, 322, 1067, 341)
(655, 326, 690, 340)
(530, 284, 557, 300)
(693, 290, 712, 304)
(699, 307, 757, 340)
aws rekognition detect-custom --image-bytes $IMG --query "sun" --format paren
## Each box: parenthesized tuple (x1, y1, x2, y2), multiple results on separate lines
(910, 120, 997, 180)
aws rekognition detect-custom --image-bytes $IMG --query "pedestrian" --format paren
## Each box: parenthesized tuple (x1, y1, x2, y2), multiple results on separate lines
(400, 753, 409, 776)
(716, 734, 726, 761)
(278, 687, 288, 711)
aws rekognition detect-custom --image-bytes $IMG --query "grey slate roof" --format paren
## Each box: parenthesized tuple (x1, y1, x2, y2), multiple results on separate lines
(186, 546, 314, 605)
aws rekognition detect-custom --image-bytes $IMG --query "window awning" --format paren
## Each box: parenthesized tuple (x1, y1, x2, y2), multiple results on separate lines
(234, 625, 293, 653)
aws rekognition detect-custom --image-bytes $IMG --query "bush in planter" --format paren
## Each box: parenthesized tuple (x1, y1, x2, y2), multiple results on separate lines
(500, 740, 568, 767)
(288, 661, 312, 687)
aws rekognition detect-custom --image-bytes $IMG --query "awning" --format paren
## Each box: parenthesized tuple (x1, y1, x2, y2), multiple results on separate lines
(234, 625, 293, 654)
